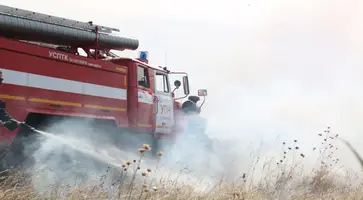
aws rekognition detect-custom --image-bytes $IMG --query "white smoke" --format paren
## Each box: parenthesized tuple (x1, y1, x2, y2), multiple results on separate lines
(15, 114, 236, 193)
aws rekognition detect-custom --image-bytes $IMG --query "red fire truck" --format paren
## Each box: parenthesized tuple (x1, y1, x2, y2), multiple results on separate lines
(0, 5, 208, 169)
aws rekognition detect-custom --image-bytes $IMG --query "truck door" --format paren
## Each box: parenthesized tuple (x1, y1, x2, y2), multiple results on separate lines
(136, 65, 155, 132)
(154, 70, 174, 135)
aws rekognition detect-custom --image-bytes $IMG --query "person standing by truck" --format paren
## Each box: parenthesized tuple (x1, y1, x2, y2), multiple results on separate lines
(0, 71, 22, 131)
(0, 70, 33, 173)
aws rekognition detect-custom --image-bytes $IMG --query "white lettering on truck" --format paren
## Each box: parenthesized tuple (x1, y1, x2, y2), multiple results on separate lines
(48, 51, 101, 68)
(49, 51, 69, 61)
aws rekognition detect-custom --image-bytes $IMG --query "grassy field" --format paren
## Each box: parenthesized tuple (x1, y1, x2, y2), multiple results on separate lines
(0, 127, 362, 200)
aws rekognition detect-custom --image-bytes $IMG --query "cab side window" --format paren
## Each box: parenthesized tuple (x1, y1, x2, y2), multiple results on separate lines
(155, 72, 170, 93)
(137, 66, 149, 88)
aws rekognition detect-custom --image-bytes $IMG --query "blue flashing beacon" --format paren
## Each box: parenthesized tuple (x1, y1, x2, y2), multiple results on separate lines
(139, 51, 149, 61)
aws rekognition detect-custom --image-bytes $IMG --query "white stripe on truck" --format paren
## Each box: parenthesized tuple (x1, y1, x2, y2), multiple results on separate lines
(1, 68, 127, 100)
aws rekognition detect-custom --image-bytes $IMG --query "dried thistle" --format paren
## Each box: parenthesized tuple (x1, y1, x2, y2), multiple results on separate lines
(143, 144, 151, 150)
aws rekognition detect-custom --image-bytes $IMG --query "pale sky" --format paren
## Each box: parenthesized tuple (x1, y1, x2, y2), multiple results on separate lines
(3, 0, 363, 171)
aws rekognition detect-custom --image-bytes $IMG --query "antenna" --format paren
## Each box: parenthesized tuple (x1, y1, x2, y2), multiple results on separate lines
(164, 50, 168, 68)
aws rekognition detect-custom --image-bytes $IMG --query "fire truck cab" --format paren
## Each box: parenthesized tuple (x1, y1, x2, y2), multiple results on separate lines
(108, 51, 193, 138)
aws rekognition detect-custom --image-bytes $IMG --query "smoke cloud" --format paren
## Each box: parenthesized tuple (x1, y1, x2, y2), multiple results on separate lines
(17, 116, 231, 193)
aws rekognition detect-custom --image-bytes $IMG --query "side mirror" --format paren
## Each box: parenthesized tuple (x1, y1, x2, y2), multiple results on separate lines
(174, 80, 181, 88)
(182, 76, 190, 95)
(198, 89, 208, 96)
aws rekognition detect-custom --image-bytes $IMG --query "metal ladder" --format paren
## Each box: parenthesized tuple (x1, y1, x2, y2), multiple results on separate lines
(0, 4, 119, 34)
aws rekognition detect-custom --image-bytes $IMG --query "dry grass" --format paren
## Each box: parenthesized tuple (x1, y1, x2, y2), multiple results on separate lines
(1, 127, 363, 200)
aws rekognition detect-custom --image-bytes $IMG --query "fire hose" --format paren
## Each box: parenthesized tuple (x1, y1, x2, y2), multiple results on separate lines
(0, 119, 36, 132)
